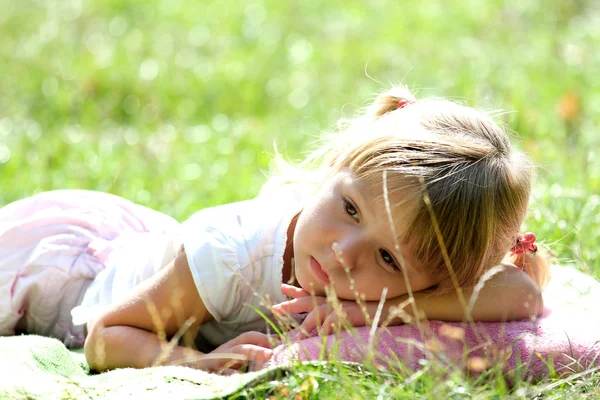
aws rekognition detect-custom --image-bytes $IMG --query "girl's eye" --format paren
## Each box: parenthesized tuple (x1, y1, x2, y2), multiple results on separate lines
(344, 199, 360, 221)
(379, 249, 399, 271)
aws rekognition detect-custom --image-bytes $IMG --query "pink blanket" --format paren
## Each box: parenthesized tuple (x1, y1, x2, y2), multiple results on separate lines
(271, 265, 600, 378)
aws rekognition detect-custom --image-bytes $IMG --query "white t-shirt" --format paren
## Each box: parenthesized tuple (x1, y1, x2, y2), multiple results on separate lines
(182, 186, 305, 347)
(72, 184, 307, 348)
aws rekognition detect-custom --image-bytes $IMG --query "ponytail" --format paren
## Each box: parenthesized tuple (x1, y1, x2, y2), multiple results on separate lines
(509, 250, 551, 291)
(367, 87, 417, 119)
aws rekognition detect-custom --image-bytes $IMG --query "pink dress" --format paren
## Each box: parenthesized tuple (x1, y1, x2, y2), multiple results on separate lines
(0, 190, 179, 347)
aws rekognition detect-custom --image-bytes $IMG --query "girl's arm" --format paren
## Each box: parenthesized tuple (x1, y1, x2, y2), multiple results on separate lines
(84, 250, 212, 370)
(273, 265, 543, 336)
(384, 265, 544, 323)
(84, 250, 272, 372)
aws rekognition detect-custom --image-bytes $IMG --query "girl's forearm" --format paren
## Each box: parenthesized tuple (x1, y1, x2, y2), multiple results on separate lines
(374, 278, 543, 325)
(85, 325, 205, 371)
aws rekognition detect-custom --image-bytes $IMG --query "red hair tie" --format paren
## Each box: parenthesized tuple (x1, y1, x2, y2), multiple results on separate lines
(511, 232, 537, 255)
(397, 100, 409, 109)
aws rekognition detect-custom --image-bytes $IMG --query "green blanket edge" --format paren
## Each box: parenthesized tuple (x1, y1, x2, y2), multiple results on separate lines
(0, 335, 310, 399)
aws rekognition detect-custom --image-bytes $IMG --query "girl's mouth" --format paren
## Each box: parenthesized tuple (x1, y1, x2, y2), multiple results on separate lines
(310, 256, 330, 284)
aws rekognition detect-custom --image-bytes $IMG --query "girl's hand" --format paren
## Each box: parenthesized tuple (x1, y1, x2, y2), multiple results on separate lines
(201, 331, 275, 373)
(272, 284, 369, 339)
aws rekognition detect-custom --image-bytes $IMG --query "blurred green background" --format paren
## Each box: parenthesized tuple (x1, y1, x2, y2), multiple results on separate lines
(1, 0, 598, 276)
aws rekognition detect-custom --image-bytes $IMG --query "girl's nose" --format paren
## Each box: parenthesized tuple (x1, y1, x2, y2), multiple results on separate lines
(330, 233, 363, 271)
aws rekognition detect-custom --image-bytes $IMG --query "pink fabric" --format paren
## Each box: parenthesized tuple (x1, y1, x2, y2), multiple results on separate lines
(271, 265, 600, 378)
(0, 190, 179, 347)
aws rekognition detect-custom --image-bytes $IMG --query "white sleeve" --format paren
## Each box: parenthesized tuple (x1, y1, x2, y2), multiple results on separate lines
(183, 225, 244, 322)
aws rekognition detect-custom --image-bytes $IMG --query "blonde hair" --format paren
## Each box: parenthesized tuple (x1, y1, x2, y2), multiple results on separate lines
(269, 86, 550, 291)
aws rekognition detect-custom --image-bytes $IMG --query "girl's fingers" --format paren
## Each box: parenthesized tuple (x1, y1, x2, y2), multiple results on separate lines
(280, 283, 311, 298)
(211, 344, 274, 372)
(297, 306, 327, 336)
(267, 333, 283, 346)
(272, 296, 327, 315)
(222, 331, 275, 349)
(284, 308, 341, 340)
(220, 368, 239, 376)
(297, 315, 317, 338)
(232, 344, 273, 370)
(285, 327, 305, 341)
(321, 313, 340, 336)
(298, 305, 345, 337)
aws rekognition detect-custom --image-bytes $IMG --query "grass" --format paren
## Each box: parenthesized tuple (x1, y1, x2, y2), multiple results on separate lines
(1, 0, 599, 398)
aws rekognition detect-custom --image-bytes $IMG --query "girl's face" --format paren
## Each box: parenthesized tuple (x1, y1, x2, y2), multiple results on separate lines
(292, 169, 439, 301)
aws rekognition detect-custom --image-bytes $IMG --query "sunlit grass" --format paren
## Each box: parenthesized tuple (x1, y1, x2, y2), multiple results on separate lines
(1, 0, 599, 398)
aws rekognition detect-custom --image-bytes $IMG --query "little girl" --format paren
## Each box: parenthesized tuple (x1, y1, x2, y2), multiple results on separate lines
(0, 86, 550, 373)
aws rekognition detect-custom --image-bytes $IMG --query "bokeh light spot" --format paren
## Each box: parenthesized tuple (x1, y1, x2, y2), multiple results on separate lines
(123, 95, 141, 114)
(42, 77, 59, 97)
(288, 88, 309, 109)
(212, 114, 230, 133)
(188, 25, 210, 47)
(184, 125, 212, 144)
(217, 137, 233, 155)
(26, 121, 42, 141)
(266, 79, 285, 98)
(0, 119, 12, 137)
(65, 126, 84, 144)
(62, 0, 83, 21)
(39, 21, 58, 43)
(182, 163, 203, 180)
(140, 59, 159, 81)
(158, 124, 177, 143)
(287, 38, 313, 65)
(124, 128, 139, 145)
(136, 189, 150, 204)
(109, 17, 128, 37)
(245, 4, 267, 25)
(0, 144, 11, 164)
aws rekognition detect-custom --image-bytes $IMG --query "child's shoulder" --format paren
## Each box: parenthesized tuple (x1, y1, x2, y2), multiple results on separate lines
(181, 186, 305, 264)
